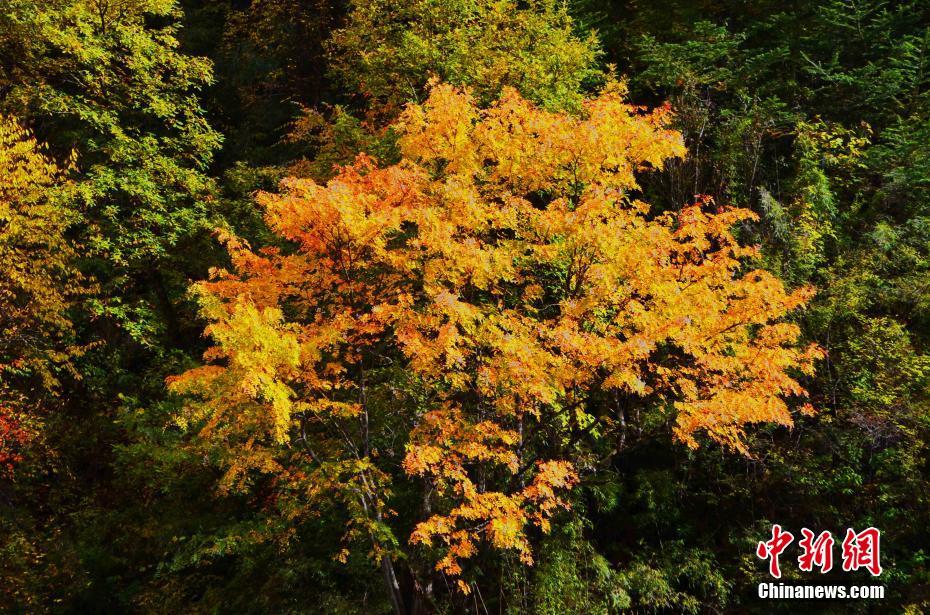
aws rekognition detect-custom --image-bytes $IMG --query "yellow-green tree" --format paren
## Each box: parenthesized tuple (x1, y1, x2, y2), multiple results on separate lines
(0, 115, 81, 473)
(0, 0, 221, 343)
(327, 0, 603, 115)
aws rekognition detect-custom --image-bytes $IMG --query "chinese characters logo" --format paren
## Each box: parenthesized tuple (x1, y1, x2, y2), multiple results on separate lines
(756, 525, 882, 578)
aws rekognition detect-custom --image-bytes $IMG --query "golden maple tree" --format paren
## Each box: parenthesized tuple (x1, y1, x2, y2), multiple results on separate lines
(170, 82, 821, 595)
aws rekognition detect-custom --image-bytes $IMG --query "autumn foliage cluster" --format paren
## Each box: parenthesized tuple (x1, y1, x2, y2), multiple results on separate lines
(169, 82, 819, 589)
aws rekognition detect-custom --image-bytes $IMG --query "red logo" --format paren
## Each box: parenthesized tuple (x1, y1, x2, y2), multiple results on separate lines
(757, 525, 882, 578)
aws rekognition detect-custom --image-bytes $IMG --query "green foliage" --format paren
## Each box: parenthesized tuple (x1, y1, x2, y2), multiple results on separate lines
(530, 526, 630, 614)
(284, 105, 400, 181)
(192, 0, 342, 167)
(327, 0, 604, 113)
(0, 0, 221, 341)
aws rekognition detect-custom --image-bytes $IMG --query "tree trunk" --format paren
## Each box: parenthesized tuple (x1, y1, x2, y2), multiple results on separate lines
(381, 554, 406, 615)
(410, 574, 434, 615)
(410, 478, 435, 615)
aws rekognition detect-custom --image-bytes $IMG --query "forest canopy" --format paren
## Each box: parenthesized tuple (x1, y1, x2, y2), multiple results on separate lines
(1, 0, 928, 613)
